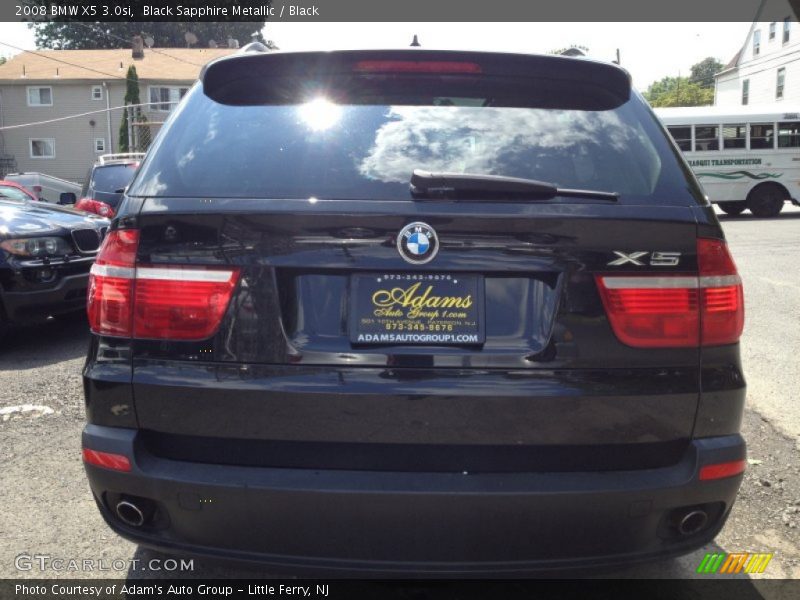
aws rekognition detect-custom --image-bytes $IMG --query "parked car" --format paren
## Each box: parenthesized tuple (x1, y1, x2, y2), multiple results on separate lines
(0, 184, 108, 336)
(4, 172, 82, 204)
(82, 49, 746, 574)
(74, 154, 144, 218)
(0, 179, 39, 203)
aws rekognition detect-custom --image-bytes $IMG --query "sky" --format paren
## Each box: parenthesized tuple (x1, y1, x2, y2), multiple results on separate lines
(0, 21, 752, 90)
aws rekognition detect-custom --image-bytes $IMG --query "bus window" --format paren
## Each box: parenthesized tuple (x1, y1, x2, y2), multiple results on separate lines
(722, 124, 746, 149)
(694, 125, 719, 151)
(777, 121, 800, 147)
(666, 126, 691, 151)
(750, 123, 774, 149)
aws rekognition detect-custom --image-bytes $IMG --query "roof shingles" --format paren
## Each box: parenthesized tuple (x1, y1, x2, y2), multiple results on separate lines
(0, 48, 236, 83)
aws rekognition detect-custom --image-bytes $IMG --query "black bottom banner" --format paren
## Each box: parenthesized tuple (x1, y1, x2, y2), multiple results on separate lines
(3, 579, 798, 600)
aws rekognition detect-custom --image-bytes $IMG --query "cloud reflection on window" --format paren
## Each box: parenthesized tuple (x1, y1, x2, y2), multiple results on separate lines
(358, 107, 659, 194)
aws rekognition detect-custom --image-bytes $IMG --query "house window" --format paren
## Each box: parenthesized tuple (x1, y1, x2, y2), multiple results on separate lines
(91, 85, 103, 100)
(148, 86, 189, 112)
(770, 22, 776, 40)
(27, 86, 52, 106)
(753, 29, 761, 55)
(742, 79, 750, 105)
(29, 138, 55, 159)
(777, 67, 785, 100)
(94, 138, 106, 153)
(784, 18, 791, 44)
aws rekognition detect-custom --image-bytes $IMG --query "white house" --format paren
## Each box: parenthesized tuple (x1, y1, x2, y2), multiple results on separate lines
(715, 0, 799, 106)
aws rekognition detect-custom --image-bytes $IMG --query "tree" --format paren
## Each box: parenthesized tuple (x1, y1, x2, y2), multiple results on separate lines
(118, 65, 146, 152)
(644, 76, 714, 107)
(644, 56, 723, 108)
(30, 22, 267, 50)
(689, 57, 724, 89)
(0, 56, 5, 66)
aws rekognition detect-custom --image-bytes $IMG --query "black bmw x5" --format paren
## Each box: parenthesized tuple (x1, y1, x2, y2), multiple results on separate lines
(82, 49, 746, 574)
(0, 185, 108, 336)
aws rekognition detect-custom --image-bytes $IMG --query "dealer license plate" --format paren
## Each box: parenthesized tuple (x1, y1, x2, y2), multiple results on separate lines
(350, 273, 484, 345)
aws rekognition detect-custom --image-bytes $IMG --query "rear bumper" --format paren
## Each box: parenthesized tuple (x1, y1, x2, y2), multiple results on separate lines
(83, 424, 745, 575)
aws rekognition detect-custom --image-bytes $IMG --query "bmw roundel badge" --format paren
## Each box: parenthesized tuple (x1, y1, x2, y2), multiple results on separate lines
(397, 222, 439, 265)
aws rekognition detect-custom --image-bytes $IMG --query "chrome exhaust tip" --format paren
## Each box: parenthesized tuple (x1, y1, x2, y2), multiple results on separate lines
(678, 509, 708, 536)
(115, 500, 145, 527)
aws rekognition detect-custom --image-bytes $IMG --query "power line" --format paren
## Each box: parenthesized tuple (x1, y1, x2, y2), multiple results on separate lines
(0, 33, 205, 134)
(0, 19, 229, 83)
(62, 21, 206, 67)
(0, 40, 138, 84)
(19, 0, 239, 67)
(0, 101, 178, 131)
(721, 48, 800, 79)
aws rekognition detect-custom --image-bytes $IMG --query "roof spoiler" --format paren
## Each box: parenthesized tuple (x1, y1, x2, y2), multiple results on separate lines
(200, 49, 631, 109)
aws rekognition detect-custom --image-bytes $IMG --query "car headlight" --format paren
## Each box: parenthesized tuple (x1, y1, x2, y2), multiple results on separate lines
(0, 236, 71, 257)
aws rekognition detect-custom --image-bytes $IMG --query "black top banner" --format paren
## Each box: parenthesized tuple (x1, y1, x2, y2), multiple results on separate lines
(3, 0, 800, 22)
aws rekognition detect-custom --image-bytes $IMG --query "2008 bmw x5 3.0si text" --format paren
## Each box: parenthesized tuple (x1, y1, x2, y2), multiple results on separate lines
(82, 48, 746, 574)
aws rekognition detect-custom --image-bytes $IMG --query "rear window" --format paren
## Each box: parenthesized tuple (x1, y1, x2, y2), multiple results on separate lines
(128, 77, 697, 205)
(92, 164, 137, 193)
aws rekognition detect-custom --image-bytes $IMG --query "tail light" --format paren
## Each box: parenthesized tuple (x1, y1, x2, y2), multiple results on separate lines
(354, 60, 483, 74)
(88, 230, 240, 340)
(76, 198, 115, 218)
(82, 448, 131, 472)
(596, 238, 744, 348)
(699, 459, 746, 481)
(696, 238, 745, 346)
(87, 229, 138, 336)
(133, 267, 240, 340)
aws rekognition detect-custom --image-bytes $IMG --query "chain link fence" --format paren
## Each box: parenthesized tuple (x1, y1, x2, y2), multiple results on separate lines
(123, 105, 165, 153)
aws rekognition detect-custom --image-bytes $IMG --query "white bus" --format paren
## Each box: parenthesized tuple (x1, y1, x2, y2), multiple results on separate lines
(655, 105, 800, 217)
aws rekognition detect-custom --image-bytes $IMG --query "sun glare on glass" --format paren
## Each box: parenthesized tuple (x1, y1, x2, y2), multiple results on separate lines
(298, 97, 342, 131)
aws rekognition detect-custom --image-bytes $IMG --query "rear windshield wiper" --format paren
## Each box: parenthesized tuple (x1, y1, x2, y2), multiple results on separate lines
(410, 169, 618, 201)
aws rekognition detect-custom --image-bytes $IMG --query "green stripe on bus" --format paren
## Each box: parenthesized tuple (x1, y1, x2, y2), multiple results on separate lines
(696, 171, 781, 180)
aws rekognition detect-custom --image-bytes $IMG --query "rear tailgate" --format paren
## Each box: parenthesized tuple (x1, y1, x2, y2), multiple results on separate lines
(114, 50, 707, 472)
(127, 200, 701, 471)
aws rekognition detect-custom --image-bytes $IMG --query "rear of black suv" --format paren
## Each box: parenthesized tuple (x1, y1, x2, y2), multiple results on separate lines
(82, 49, 746, 574)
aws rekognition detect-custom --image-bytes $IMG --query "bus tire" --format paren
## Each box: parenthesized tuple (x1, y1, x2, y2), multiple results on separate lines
(747, 183, 785, 218)
(718, 202, 746, 216)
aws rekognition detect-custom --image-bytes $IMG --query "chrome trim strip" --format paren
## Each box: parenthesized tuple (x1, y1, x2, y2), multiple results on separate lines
(600, 276, 699, 289)
(135, 267, 234, 282)
(601, 275, 742, 289)
(90, 264, 135, 278)
(699, 275, 741, 288)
